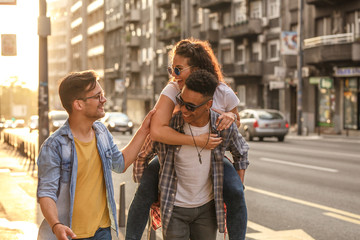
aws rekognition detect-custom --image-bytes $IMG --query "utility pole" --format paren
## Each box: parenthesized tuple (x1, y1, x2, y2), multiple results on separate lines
(38, 0, 50, 148)
(297, 0, 304, 135)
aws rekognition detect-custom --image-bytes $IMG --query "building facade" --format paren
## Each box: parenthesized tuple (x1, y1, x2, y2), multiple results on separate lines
(47, 0, 360, 135)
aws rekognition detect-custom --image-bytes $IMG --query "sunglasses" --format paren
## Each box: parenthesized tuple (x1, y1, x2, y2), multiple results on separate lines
(167, 66, 192, 76)
(77, 92, 106, 102)
(176, 93, 212, 112)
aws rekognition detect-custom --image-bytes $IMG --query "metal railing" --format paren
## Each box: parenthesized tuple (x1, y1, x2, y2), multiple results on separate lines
(304, 32, 359, 49)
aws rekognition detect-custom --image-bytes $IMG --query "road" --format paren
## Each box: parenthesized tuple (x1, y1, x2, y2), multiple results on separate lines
(112, 132, 360, 240)
(3, 128, 359, 239)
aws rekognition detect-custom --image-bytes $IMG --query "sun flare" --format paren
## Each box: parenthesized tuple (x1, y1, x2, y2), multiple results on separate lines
(0, 0, 39, 91)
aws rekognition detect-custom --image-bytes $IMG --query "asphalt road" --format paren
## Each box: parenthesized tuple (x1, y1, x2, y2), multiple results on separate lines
(112, 132, 360, 240)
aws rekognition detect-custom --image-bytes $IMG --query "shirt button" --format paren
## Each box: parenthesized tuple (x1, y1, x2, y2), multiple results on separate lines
(171, 193, 175, 197)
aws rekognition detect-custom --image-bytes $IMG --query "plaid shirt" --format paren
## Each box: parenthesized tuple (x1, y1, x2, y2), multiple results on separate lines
(134, 110, 249, 234)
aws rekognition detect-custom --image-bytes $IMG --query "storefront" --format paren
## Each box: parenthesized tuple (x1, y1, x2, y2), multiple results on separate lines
(335, 67, 360, 131)
(309, 77, 336, 130)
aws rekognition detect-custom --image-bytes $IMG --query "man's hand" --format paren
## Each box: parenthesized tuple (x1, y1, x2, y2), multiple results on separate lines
(53, 224, 76, 240)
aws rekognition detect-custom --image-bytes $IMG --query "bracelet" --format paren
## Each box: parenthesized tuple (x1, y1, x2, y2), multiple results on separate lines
(233, 113, 237, 122)
(51, 222, 63, 233)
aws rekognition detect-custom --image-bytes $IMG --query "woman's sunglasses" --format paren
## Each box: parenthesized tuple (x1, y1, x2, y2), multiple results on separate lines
(175, 93, 212, 112)
(167, 66, 192, 76)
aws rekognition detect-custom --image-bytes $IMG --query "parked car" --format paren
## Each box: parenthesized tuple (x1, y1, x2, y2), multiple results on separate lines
(13, 119, 26, 128)
(101, 112, 133, 134)
(28, 115, 39, 132)
(238, 109, 289, 142)
(49, 110, 68, 132)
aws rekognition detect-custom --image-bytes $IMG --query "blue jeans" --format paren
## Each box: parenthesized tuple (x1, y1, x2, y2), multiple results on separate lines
(165, 200, 217, 240)
(76, 227, 111, 240)
(125, 157, 247, 240)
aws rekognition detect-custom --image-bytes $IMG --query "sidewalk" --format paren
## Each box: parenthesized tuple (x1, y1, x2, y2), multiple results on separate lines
(286, 130, 360, 143)
(0, 141, 41, 240)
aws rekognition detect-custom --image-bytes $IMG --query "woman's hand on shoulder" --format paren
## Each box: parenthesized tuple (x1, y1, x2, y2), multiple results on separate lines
(213, 109, 237, 131)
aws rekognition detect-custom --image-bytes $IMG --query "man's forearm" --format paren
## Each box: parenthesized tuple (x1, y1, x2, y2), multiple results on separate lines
(39, 197, 60, 229)
(237, 169, 245, 184)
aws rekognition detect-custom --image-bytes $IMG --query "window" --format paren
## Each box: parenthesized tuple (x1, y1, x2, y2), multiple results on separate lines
(267, 40, 279, 61)
(250, 0, 262, 19)
(223, 12, 231, 27)
(234, 1, 247, 23)
(252, 42, 262, 61)
(193, 6, 203, 25)
(221, 43, 232, 64)
(236, 45, 245, 64)
(209, 13, 219, 30)
(343, 78, 359, 129)
(268, 0, 279, 19)
(237, 85, 246, 106)
(316, 17, 331, 36)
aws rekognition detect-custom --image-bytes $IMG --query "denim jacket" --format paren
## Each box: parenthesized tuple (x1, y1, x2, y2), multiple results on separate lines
(37, 120, 124, 240)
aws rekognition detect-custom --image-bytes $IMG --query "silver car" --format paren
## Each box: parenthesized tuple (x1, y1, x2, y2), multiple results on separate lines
(101, 112, 133, 134)
(238, 109, 289, 142)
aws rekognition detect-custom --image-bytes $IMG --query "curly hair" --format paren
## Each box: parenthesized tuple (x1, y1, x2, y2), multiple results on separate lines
(185, 69, 218, 98)
(169, 38, 224, 83)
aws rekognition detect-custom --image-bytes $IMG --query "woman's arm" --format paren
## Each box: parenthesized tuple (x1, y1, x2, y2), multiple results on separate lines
(150, 95, 222, 148)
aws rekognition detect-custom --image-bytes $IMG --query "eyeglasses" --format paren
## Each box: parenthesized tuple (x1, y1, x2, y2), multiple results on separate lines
(167, 66, 192, 76)
(77, 92, 105, 102)
(175, 93, 212, 112)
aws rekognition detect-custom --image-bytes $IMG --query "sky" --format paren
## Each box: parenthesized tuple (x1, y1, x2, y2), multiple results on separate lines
(0, 0, 39, 91)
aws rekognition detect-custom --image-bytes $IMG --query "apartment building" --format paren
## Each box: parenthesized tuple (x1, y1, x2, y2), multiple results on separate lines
(47, 0, 360, 134)
(47, 0, 71, 110)
(303, 0, 360, 134)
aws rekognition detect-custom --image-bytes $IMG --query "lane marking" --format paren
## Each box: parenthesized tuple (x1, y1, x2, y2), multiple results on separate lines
(247, 221, 274, 233)
(0, 169, 11, 173)
(246, 186, 360, 221)
(323, 212, 360, 225)
(259, 157, 338, 173)
(256, 146, 359, 159)
(246, 229, 315, 240)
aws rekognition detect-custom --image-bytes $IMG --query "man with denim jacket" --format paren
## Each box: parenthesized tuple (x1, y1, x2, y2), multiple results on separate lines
(37, 70, 155, 240)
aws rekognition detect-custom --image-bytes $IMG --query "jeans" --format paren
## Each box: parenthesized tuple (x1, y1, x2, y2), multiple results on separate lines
(125, 157, 247, 240)
(165, 200, 217, 240)
(76, 227, 111, 240)
(126, 157, 160, 240)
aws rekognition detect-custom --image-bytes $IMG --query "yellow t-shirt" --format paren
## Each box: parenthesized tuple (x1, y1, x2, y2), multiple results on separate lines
(72, 136, 110, 238)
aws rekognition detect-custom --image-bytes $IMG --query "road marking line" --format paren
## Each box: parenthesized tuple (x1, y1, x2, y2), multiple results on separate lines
(259, 157, 338, 173)
(0, 169, 11, 173)
(246, 229, 315, 240)
(323, 212, 360, 225)
(247, 221, 274, 233)
(246, 186, 360, 220)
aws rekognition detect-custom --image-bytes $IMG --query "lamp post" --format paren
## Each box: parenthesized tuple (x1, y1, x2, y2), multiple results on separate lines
(38, 0, 50, 147)
(297, 0, 304, 135)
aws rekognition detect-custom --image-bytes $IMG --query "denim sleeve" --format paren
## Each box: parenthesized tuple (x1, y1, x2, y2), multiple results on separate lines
(107, 130, 125, 173)
(37, 144, 61, 203)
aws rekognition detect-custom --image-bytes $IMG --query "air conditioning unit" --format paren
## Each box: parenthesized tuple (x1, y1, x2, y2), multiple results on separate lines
(262, 17, 269, 27)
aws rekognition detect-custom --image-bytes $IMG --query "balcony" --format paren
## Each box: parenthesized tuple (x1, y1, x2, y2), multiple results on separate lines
(200, 29, 219, 44)
(199, 0, 231, 10)
(155, 66, 168, 77)
(304, 33, 360, 65)
(125, 9, 140, 22)
(126, 35, 140, 47)
(222, 19, 262, 39)
(157, 23, 181, 43)
(306, 0, 342, 7)
(127, 87, 153, 100)
(126, 61, 140, 73)
(222, 62, 263, 77)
